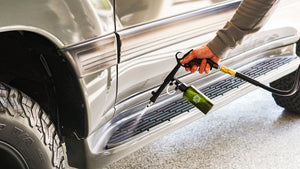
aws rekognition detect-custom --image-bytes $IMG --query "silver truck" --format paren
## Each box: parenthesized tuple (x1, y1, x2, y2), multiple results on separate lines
(1, 0, 300, 168)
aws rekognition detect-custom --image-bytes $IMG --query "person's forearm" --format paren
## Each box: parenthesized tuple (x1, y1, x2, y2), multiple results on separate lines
(207, 0, 279, 59)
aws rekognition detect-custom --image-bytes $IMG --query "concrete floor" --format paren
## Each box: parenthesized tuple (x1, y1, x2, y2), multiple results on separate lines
(105, 88, 300, 169)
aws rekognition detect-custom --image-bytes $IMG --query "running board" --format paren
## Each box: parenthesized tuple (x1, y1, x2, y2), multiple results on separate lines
(106, 54, 299, 149)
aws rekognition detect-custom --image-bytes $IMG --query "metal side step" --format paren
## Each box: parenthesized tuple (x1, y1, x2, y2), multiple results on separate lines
(106, 55, 298, 149)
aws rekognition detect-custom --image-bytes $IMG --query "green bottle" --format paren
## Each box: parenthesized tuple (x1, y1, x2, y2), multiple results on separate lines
(177, 81, 214, 114)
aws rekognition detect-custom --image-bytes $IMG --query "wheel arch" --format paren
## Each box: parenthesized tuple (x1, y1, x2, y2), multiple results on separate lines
(0, 26, 64, 48)
(0, 30, 88, 138)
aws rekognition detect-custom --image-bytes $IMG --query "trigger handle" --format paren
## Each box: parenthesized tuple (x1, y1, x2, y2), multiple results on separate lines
(183, 58, 219, 70)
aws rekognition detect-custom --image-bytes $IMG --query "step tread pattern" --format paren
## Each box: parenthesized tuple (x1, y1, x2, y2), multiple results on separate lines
(106, 56, 297, 148)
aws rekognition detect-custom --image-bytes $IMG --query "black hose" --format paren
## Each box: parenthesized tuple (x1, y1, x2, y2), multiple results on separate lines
(235, 64, 300, 96)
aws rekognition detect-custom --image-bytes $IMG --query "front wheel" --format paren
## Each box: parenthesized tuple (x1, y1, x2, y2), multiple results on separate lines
(0, 82, 65, 169)
(270, 71, 300, 113)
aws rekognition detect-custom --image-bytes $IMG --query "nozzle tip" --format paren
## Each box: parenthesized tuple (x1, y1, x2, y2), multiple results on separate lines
(147, 101, 153, 107)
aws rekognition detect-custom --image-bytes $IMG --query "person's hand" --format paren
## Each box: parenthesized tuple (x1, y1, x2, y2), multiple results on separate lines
(180, 45, 221, 74)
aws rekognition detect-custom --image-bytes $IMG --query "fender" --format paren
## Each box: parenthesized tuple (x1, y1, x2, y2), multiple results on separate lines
(0, 0, 114, 47)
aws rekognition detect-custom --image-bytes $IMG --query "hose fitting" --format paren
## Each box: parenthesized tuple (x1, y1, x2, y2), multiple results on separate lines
(220, 66, 236, 76)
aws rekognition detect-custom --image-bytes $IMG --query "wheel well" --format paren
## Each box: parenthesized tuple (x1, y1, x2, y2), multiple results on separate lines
(296, 38, 300, 56)
(0, 31, 87, 138)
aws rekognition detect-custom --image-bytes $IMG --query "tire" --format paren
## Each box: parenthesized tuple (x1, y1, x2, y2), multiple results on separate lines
(0, 82, 65, 169)
(270, 71, 300, 113)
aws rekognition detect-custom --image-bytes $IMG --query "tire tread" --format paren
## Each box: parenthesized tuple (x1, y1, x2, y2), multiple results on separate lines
(0, 82, 65, 168)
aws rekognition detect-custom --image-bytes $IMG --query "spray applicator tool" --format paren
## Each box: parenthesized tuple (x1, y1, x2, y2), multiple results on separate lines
(149, 49, 214, 114)
(149, 49, 300, 114)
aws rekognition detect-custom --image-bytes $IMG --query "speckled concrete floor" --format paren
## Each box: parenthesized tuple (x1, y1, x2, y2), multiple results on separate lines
(105, 89, 300, 169)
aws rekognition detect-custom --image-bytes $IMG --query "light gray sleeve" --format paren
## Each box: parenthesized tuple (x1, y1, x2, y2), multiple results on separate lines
(207, 0, 279, 59)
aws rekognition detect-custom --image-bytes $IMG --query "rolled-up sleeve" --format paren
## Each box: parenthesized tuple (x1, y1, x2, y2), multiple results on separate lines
(207, 0, 279, 59)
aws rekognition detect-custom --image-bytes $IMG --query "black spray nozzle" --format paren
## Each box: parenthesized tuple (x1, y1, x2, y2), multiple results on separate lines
(149, 50, 193, 104)
(149, 49, 220, 105)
